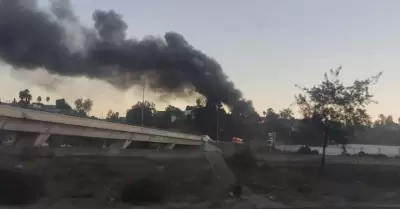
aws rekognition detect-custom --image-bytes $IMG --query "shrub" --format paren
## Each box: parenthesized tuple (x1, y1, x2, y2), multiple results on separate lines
(355, 151, 389, 158)
(296, 146, 319, 155)
(296, 146, 312, 154)
(356, 151, 367, 156)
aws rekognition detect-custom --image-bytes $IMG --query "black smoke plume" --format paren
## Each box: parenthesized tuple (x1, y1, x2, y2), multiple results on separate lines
(0, 0, 246, 108)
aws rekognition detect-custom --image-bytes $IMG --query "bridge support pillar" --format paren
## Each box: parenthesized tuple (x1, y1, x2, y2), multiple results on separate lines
(33, 133, 51, 147)
(164, 143, 175, 150)
(13, 133, 51, 148)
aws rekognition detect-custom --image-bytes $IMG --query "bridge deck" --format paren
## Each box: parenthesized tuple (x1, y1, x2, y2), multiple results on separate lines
(0, 105, 202, 146)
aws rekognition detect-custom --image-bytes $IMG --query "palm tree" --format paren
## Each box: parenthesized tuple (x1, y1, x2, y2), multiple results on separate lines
(46, 96, 50, 104)
(18, 89, 32, 107)
(37, 96, 42, 103)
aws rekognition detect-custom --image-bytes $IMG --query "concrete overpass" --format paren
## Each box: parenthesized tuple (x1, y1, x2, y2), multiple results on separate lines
(0, 104, 203, 149)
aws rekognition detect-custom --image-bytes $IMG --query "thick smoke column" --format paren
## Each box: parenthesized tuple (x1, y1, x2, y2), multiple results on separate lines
(0, 0, 245, 107)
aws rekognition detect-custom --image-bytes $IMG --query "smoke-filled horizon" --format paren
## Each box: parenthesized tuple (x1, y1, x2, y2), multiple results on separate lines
(0, 0, 254, 111)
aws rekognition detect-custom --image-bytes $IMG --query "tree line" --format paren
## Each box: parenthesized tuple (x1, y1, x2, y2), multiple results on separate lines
(2, 89, 94, 117)
(2, 66, 396, 172)
(1, 67, 397, 150)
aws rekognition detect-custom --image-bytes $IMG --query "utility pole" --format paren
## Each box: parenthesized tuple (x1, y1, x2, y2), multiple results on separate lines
(141, 78, 145, 127)
(216, 105, 219, 142)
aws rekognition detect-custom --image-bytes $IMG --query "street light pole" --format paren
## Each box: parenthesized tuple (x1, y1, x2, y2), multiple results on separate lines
(141, 78, 145, 127)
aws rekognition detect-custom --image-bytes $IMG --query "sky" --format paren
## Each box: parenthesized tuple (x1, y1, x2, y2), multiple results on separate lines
(0, 0, 399, 120)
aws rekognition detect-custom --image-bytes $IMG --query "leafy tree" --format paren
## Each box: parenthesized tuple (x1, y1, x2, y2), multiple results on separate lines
(106, 109, 120, 122)
(82, 99, 93, 114)
(106, 109, 113, 119)
(165, 105, 184, 124)
(295, 66, 381, 172)
(195, 98, 205, 107)
(46, 96, 50, 103)
(378, 114, 386, 125)
(188, 101, 218, 138)
(126, 101, 156, 126)
(152, 105, 187, 130)
(165, 105, 184, 119)
(18, 89, 32, 107)
(181, 99, 257, 141)
(74, 98, 93, 116)
(74, 99, 84, 115)
(264, 108, 279, 121)
(228, 100, 259, 140)
(373, 120, 381, 128)
(262, 108, 281, 133)
(261, 107, 295, 143)
(279, 108, 294, 120)
(385, 115, 395, 125)
(37, 96, 42, 103)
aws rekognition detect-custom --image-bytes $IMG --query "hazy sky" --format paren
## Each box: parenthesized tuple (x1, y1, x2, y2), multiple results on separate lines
(0, 0, 399, 120)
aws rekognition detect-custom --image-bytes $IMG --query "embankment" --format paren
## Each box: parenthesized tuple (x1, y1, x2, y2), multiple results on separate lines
(0, 148, 223, 207)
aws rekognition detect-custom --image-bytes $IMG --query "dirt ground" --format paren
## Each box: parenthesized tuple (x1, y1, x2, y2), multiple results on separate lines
(226, 149, 400, 207)
(0, 152, 235, 208)
(0, 150, 286, 209)
(2, 147, 400, 208)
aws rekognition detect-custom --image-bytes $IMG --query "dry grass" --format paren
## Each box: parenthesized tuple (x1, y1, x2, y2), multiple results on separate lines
(227, 153, 400, 206)
(0, 155, 220, 206)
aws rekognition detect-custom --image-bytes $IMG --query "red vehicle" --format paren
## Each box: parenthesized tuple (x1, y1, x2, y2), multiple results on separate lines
(232, 137, 244, 144)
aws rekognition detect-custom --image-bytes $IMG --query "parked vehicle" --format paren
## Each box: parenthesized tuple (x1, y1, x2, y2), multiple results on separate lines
(232, 137, 244, 144)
